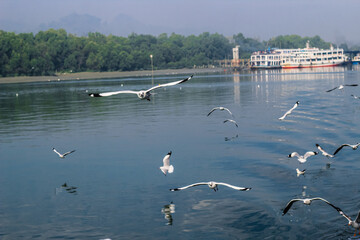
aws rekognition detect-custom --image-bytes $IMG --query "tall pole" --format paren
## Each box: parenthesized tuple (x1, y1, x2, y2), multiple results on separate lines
(150, 54, 154, 85)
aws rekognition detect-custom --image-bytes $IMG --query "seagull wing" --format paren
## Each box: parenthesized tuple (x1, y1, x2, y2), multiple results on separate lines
(170, 182, 208, 191)
(207, 107, 220, 116)
(316, 144, 334, 157)
(279, 102, 298, 120)
(216, 182, 251, 191)
(146, 75, 192, 93)
(223, 108, 233, 116)
(53, 148, 62, 157)
(344, 84, 358, 87)
(311, 198, 346, 215)
(282, 199, 302, 215)
(304, 151, 317, 159)
(89, 90, 139, 97)
(326, 86, 339, 92)
(333, 144, 349, 155)
(355, 211, 360, 223)
(63, 150, 76, 156)
(162, 151, 172, 167)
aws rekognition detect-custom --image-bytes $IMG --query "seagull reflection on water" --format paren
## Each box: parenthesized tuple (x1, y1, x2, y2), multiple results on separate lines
(161, 202, 175, 225)
(55, 182, 78, 195)
(225, 134, 239, 142)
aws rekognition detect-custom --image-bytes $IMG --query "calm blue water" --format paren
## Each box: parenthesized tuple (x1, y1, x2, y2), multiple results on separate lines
(1, 66, 360, 239)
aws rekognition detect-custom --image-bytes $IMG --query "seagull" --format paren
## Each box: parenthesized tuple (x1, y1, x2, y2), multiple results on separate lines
(333, 143, 360, 155)
(223, 119, 238, 127)
(160, 151, 174, 175)
(207, 107, 233, 117)
(52, 148, 76, 158)
(288, 151, 318, 163)
(88, 75, 192, 101)
(282, 197, 340, 216)
(326, 84, 358, 92)
(296, 168, 306, 177)
(279, 101, 299, 120)
(315, 144, 334, 158)
(332, 208, 360, 236)
(170, 181, 251, 192)
(351, 94, 360, 99)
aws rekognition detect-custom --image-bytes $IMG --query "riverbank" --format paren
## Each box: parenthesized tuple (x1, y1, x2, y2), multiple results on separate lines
(0, 68, 226, 84)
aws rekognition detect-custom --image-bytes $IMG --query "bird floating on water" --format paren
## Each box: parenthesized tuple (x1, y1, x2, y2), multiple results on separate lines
(316, 144, 334, 158)
(282, 197, 339, 216)
(288, 151, 318, 163)
(326, 84, 358, 92)
(88, 75, 192, 101)
(279, 101, 299, 120)
(333, 143, 360, 155)
(53, 148, 76, 158)
(207, 107, 233, 117)
(170, 181, 251, 192)
(160, 151, 174, 175)
(223, 119, 238, 127)
(296, 168, 306, 177)
(351, 94, 360, 99)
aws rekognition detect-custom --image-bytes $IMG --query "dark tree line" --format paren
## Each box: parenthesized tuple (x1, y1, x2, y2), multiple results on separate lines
(0, 28, 351, 77)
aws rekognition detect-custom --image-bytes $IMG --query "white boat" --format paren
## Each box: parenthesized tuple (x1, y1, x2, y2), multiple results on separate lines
(352, 53, 360, 64)
(281, 41, 346, 69)
(250, 41, 347, 69)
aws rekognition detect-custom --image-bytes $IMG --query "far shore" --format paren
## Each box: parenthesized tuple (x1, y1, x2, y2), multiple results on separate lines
(0, 68, 227, 84)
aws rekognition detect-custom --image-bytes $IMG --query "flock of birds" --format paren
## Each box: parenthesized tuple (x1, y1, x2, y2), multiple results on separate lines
(51, 76, 360, 236)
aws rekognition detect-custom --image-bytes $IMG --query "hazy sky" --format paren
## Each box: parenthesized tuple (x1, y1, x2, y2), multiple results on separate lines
(1, 0, 359, 44)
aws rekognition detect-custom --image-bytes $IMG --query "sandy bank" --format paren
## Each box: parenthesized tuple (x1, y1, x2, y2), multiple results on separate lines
(0, 68, 226, 84)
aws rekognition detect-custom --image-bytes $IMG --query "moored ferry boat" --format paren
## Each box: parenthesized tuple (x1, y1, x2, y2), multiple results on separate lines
(250, 41, 347, 69)
(352, 53, 360, 64)
(281, 41, 346, 69)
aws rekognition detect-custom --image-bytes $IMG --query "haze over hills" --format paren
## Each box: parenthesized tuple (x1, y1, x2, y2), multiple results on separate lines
(0, 13, 201, 37)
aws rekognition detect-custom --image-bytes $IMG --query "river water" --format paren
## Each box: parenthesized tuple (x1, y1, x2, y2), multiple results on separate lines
(1, 66, 360, 239)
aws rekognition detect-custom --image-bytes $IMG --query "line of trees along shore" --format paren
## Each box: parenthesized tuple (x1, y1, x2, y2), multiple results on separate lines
(0, 29, 357, 77)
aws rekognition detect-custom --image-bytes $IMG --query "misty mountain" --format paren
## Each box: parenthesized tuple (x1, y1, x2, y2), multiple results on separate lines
(39, 13, 103, 36)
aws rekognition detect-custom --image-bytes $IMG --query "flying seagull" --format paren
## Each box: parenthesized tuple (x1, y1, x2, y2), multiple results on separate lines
(288, 151, 318, 163)
(282, 197, 339, 216)
(160, 151, 174, 175)
(170, 181, 251, 192)
(326, 84, 358, 92)
(223, 119, 238, 127)
(207, 107, 233, 117)
(279, 101, 299, 120)
(331, 207, 360, 236)
(333, 143, 360, 155)
(88, 75, 192, 101)
(52, 148, 76, 158)
(316, 144, 334, 158)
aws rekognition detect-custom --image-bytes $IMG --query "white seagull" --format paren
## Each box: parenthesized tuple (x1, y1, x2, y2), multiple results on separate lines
(279, 101, 299, 120)
(207, 107, 233, 117)
(52, 148, 76, 158)
(333, 143, 360, 155)
(223, 119, 238, 127)
(332, 208, 360, 237)
(160, 151, 174, 175)
(326, 84, 358, 92)
(288, 151, 318, 163)
(316, 144, 334, 158)
(282, 197, 339, 216)
(170, 181, 251, 192)
(88, 75, 192, 101)
(351, 94, 360, 99)
(296, 168, 306, 177)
